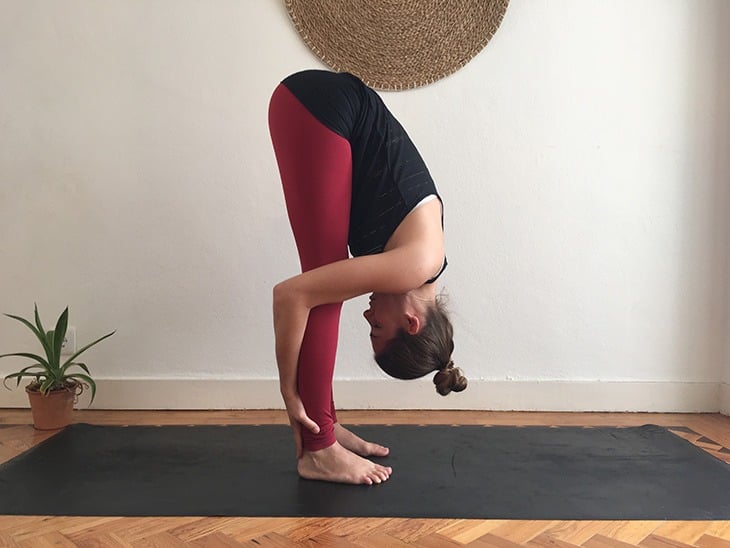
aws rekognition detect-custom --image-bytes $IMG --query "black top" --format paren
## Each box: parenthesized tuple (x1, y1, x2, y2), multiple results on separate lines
(281, 70, 446, 283)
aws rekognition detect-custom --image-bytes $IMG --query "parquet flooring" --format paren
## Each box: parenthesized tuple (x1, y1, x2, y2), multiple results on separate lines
(1, 410, 729, 547)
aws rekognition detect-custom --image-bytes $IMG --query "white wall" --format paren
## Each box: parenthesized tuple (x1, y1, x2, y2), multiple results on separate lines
(720, 2, 730, 416)
(1, 0, 728, 411)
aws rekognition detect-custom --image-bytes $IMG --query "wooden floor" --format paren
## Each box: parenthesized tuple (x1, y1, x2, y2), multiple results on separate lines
(1, 409, 729, 547)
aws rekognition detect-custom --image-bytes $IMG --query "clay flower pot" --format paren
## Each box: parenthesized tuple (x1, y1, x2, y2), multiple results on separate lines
(25, 381, 79, 430)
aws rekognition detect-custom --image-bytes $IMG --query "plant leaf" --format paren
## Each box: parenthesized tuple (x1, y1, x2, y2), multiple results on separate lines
(0, 352, 50, 368)
(61, 330, 115, 369)
(52, 308, 68, 370)
(4, 372, 24, 388)
(5, 312, 40, 336)
(2, 371, 45, 390)
(34, 303, 45, 337)
(3, 371, 52, 390)
(4, 312, 51, 357)
(34, 304, 54, 360)
(8, 363, 45, 376)
(39, 377, 56, 394)
(46, 330, 57, 370)
(66, 373, 96, 406)
(62, 362, 90, 376)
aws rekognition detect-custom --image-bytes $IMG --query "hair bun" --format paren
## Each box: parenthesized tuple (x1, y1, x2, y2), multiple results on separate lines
(433, 362, 467, 396)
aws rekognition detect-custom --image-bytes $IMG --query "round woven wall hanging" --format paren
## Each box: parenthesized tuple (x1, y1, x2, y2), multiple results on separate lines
(285, 0, 510, 91)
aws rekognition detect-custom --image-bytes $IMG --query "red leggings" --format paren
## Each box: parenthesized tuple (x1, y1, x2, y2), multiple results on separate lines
(268, 84, 352, 451)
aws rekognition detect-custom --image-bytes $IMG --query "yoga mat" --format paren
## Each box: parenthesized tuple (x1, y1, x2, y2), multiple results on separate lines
(1, 423, 729, 519)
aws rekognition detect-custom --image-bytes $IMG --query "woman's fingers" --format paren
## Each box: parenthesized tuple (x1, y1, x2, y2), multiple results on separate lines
(289, 396, 320, 434)
(284, 394, 320, 457)
(299, 413, 320, 435)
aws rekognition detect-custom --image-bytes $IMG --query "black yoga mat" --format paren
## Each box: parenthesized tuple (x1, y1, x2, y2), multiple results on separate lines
(1, 423, 729, 519)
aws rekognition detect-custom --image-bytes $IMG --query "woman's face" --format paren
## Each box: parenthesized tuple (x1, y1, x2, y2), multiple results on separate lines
(362, 293, 409, 354)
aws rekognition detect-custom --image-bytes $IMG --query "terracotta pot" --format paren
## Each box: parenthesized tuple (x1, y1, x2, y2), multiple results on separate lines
(25, 382, 78, 430)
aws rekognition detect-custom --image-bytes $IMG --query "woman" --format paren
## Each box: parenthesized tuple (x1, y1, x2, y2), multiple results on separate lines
(268, 70, 467, 485)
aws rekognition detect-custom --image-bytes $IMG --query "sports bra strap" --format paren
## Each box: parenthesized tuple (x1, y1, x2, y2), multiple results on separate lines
(425, 256, 448, 284)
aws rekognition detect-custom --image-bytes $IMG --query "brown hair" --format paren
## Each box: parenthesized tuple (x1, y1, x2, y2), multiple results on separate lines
(374, 296, 467, 396)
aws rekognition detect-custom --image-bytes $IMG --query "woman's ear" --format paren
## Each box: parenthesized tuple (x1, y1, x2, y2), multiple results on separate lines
(405, 312, 421, 335)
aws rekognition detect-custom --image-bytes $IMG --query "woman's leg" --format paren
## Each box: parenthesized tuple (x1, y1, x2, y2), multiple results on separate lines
(268, 83, 351, 452)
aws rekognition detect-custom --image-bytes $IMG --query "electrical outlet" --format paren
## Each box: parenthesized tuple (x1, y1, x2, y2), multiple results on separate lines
(61, 326, 76, 356)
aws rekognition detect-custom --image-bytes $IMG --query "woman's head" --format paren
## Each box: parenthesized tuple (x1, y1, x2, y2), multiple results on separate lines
(366, 293, 467, 396)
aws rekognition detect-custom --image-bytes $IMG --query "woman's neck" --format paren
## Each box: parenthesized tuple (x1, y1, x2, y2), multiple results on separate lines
(407, 283, 438, 309)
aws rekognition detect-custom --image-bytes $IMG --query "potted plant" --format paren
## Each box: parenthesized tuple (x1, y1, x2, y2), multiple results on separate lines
(1, 304, 115, 430)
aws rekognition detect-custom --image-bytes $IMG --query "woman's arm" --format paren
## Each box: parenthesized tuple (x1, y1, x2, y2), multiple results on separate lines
(273, 245, 440, 397)
(273, 247, 437, 456)
(273, 284, 311, 399)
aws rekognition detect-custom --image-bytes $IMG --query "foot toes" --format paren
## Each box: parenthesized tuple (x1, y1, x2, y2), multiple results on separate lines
(375, 468, 390, 482)
(370, 472, 385, 483)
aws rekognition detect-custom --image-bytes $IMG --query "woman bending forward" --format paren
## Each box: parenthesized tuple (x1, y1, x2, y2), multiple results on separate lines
(268, 70, 467, 485)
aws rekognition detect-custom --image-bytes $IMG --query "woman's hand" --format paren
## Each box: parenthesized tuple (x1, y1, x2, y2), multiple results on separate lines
(282, 392, 320, 459)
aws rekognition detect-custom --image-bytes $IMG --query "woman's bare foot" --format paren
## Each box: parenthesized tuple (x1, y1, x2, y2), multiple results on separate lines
(334, 423, 389, 457)
(297, 441, 392, 485)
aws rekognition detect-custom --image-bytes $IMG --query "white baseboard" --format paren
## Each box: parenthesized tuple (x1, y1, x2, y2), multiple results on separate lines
(721, 383, 730, 416)
(0, 379, 722, 412)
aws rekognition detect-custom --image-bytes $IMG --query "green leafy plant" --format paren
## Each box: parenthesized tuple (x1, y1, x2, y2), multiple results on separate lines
(1, 305, 115, 405)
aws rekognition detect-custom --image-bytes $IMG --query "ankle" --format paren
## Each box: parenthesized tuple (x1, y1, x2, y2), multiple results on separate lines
(302, 438, 337, 455)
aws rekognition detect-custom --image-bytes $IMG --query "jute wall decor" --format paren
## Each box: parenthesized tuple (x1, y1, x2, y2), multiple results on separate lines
(285, 0, 510, 91)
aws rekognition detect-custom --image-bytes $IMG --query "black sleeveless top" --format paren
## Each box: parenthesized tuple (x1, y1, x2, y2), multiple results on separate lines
(281, 70, 447, 283)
